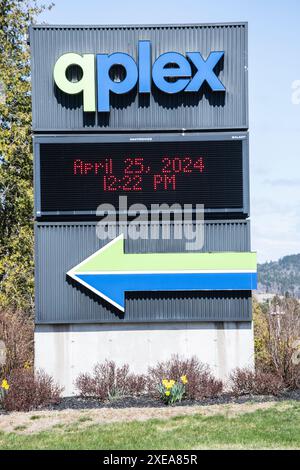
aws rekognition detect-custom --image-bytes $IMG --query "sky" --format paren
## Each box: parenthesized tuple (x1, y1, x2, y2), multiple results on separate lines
(38, 0, 300, 263)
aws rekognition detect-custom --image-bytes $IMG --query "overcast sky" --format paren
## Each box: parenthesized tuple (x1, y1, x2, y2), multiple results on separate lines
(38, 0, 300, 263)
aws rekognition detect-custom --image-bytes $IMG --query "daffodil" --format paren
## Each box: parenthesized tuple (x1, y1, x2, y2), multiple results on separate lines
(165, 391, 170, 397)
(181, 375, 188, 385)
(1, 379, 9, 390)
(163, 379, 175, 390)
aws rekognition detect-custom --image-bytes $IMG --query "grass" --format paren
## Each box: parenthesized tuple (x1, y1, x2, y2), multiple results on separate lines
(12, 426, 27, 432)
(77, 416, 93, 423)
(0, 402, 300, 450)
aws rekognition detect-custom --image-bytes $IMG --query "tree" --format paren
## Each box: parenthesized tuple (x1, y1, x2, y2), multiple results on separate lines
(265, 296, 300, 387)
(0, 1, 52, 312)
(254, 295, 300, 388)
(253, 297, 269, 368)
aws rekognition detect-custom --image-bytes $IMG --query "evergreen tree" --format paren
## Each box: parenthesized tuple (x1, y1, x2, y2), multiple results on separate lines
(0, 1, 52, 312)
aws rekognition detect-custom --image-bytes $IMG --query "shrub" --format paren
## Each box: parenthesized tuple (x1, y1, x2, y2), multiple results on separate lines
(229, 367, 284, 397)
(148, 355, 223, 400)
(0, 308, 34, 377)
(1, 369, 62, 412)
(75, 360, 147, 401)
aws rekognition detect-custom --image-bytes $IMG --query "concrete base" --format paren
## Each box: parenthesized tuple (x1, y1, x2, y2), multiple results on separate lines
(35, 322, 254, 396)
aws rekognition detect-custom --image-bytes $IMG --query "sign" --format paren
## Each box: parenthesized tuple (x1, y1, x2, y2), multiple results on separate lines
(67, 235, 257, 311)
(36, 134, 248, 216)
(53, 42, 225, 112)
(31, 24, 254, 326)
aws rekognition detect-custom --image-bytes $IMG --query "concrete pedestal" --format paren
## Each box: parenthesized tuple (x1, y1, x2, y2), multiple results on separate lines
(35, 322, 254, 396)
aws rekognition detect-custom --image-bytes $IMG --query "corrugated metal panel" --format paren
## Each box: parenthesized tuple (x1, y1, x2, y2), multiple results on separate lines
(29, 23, 248, 132)
(126, 292, 252, 322)
(35, 220, 252, 323)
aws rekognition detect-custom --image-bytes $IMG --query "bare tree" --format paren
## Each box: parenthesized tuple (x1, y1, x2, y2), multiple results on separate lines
(264, 296, 300, 388)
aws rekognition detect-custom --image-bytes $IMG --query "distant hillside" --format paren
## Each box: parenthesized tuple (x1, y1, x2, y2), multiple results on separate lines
(258, 254, 300, 298)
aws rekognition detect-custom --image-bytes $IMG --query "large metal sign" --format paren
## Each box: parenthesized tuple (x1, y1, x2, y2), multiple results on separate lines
(30, 23, 255, 324)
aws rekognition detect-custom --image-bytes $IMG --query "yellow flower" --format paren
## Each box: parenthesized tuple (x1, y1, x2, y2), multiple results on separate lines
(1, 379, 9, 390)
(24, 361, 31, 370)
(162, 379, 175, 390)
(181, 375, 188, 385)
(165, 391, 171, 397)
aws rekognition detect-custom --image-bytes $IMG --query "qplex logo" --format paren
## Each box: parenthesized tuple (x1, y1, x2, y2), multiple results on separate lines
(53, 41, 225, 112)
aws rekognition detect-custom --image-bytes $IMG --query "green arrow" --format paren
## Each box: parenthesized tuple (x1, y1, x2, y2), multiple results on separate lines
(69, 234, 257, 274)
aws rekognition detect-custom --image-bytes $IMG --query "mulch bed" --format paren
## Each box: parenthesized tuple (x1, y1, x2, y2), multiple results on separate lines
(47, 389, 300, 411)
(1, 390, 299, 414)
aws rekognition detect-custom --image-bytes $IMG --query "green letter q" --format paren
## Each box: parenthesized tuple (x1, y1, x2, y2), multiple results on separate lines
(53, 53, 96, 112)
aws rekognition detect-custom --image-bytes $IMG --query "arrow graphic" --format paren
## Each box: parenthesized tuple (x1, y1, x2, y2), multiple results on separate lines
(67, 235, 257, 312)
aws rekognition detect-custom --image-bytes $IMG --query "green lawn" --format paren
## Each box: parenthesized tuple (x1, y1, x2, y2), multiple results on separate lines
(0, 402, 300, 450)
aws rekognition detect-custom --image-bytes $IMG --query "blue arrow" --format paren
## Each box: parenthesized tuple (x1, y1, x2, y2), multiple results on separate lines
(76, 272, 257, 312)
